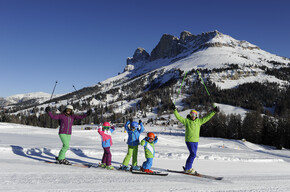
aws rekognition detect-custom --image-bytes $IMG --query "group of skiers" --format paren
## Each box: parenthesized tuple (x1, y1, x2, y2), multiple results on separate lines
(45, 103, 219, 174)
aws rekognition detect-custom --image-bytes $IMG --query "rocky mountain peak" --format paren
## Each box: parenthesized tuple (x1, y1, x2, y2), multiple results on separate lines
(150, 34, 185, 61)
(180, 31, 195, 43)
(126, 47, 150, 65)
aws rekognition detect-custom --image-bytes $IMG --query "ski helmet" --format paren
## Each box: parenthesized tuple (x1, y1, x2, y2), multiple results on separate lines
(66, 105, 74, 111)
(190, 110, 198, 117)
(130, 121, 139, 129)
(147, 132, 155, 139)
(103, 122, 110, 127)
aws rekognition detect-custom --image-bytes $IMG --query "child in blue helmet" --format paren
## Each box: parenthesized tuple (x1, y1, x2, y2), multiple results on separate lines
(121, 120, 144, 171)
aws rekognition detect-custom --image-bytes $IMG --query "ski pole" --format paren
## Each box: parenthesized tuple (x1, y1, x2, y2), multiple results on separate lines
(73, 85, 84, 102)
(174, 71, 188, 105)
(197, 70, 216, 107)
(72, 85, 81, 99)
(48, 81, 58, 105)
(73, 85, 89, 106)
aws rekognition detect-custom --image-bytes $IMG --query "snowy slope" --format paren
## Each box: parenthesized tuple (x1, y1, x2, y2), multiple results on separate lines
(1, 122, 290, 191)
(0, 92, 60, 107)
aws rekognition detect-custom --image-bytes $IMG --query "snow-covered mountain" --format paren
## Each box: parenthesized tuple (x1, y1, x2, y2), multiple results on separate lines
(0, 92, 55, 107)
(105, 30, 289, 90)
(3, 30, 290, 117)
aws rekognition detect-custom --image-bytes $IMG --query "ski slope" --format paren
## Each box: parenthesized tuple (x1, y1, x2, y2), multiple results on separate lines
(1, 122, 290, 192)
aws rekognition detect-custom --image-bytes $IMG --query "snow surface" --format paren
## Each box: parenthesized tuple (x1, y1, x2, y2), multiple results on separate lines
(1, 122, 290, 192)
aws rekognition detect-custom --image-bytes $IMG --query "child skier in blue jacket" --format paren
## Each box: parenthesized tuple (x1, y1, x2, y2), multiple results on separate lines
(121, 120, 144, 171)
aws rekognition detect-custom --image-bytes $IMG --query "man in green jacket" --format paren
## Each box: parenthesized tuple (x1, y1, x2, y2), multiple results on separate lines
(172, 103, 219, 174)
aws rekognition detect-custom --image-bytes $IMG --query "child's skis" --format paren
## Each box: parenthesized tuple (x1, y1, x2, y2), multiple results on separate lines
(131, 170, 168, 176)
(167, 169, 223, 180)
(44, 160, 98, 168)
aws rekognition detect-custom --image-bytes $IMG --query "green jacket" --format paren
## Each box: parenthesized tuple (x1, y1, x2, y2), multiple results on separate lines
(140, 137, 158, 158)
(173, 110, 216, 142)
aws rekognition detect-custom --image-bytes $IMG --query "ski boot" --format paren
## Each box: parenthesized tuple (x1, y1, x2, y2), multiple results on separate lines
(55, 157, 61, 164)
(100, 163, 106, 168)
(131, 165, 141, 171)
(56, 157, 72, 165)
(120, 165, 130, 171)
(183, 166, 197, 174)
(106, 165, 115, 170)
(143, 169, 153, 173)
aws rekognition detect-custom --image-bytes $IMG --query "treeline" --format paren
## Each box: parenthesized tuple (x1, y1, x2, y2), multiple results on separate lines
(201, 111, 290, 149)
(1, 68, 290, 149)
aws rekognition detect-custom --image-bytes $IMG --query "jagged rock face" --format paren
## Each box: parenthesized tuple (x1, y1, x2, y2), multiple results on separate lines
(125, 30, 263, 72)
(150, 34, 185, 61)
(149, 31, 220, 61)
(127, 48, 150, 65)
(180, 31, 196, 44)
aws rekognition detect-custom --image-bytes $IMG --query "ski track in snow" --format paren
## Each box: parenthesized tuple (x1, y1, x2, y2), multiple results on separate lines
(1, 122, 290, 192)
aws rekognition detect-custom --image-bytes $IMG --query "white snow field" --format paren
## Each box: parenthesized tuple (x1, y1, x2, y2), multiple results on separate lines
(1, 122, 290, 192)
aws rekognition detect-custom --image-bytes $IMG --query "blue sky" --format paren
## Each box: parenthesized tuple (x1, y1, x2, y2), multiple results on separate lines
(0, 0, 289, 97)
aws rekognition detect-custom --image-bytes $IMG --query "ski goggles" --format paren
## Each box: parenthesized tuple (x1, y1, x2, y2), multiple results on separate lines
(148, 137, 154, 142)
(190, 111, 198, 117)
(129, 126, 137, 130)
(103, 126, 110, 130)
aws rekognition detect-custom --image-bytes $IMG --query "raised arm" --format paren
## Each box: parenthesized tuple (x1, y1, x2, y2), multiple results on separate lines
(198, 111, 216, 125)
(124, 120, 130, 132)
(47, 111, 62, 120)
(98, 128, 104, 136)
(173, 109, 186, 124)
(138, 120, 145, 133)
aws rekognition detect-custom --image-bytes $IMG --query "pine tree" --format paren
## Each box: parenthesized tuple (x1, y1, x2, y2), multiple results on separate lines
(242, 111, 263, 144)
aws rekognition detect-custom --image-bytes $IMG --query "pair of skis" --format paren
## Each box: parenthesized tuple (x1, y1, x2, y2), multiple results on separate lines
(167, 169, 223, 180)
(116, 165, 168, 176)
(45, 160, 98, 168)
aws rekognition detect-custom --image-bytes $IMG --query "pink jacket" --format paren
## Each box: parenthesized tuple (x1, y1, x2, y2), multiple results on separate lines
(98, 127, 115, 147)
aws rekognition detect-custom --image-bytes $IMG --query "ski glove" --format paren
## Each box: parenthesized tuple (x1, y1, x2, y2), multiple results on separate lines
(213, 106, 219, 113)
(45, 107, 51, 113)
(139, 120, 142, 124)
(86, 109, 92, 116)
(171, 103, 176, 110)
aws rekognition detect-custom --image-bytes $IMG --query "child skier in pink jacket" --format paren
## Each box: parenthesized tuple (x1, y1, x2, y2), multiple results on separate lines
(98, 122, 115, 170)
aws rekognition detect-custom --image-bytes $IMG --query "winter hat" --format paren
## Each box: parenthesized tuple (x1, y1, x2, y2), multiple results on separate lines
(66, 105, 74, 111)
(190, 110, 198, 117)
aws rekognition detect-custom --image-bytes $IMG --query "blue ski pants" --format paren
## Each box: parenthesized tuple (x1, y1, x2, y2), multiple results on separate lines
(185, 142, 198, 170)
(142, 158, 153, 170)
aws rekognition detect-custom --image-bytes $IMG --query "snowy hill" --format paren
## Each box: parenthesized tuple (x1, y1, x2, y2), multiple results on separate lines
(0, 92, 56, 107)
(1, 122, 290, 191)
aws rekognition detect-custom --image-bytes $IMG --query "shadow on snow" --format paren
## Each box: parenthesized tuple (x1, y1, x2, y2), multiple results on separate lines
(10, 145, 123, 166)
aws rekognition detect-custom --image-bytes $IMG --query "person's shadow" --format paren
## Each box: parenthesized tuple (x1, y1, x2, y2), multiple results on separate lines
(70, 147, 122, 165)
(10, 145, 121, 165)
